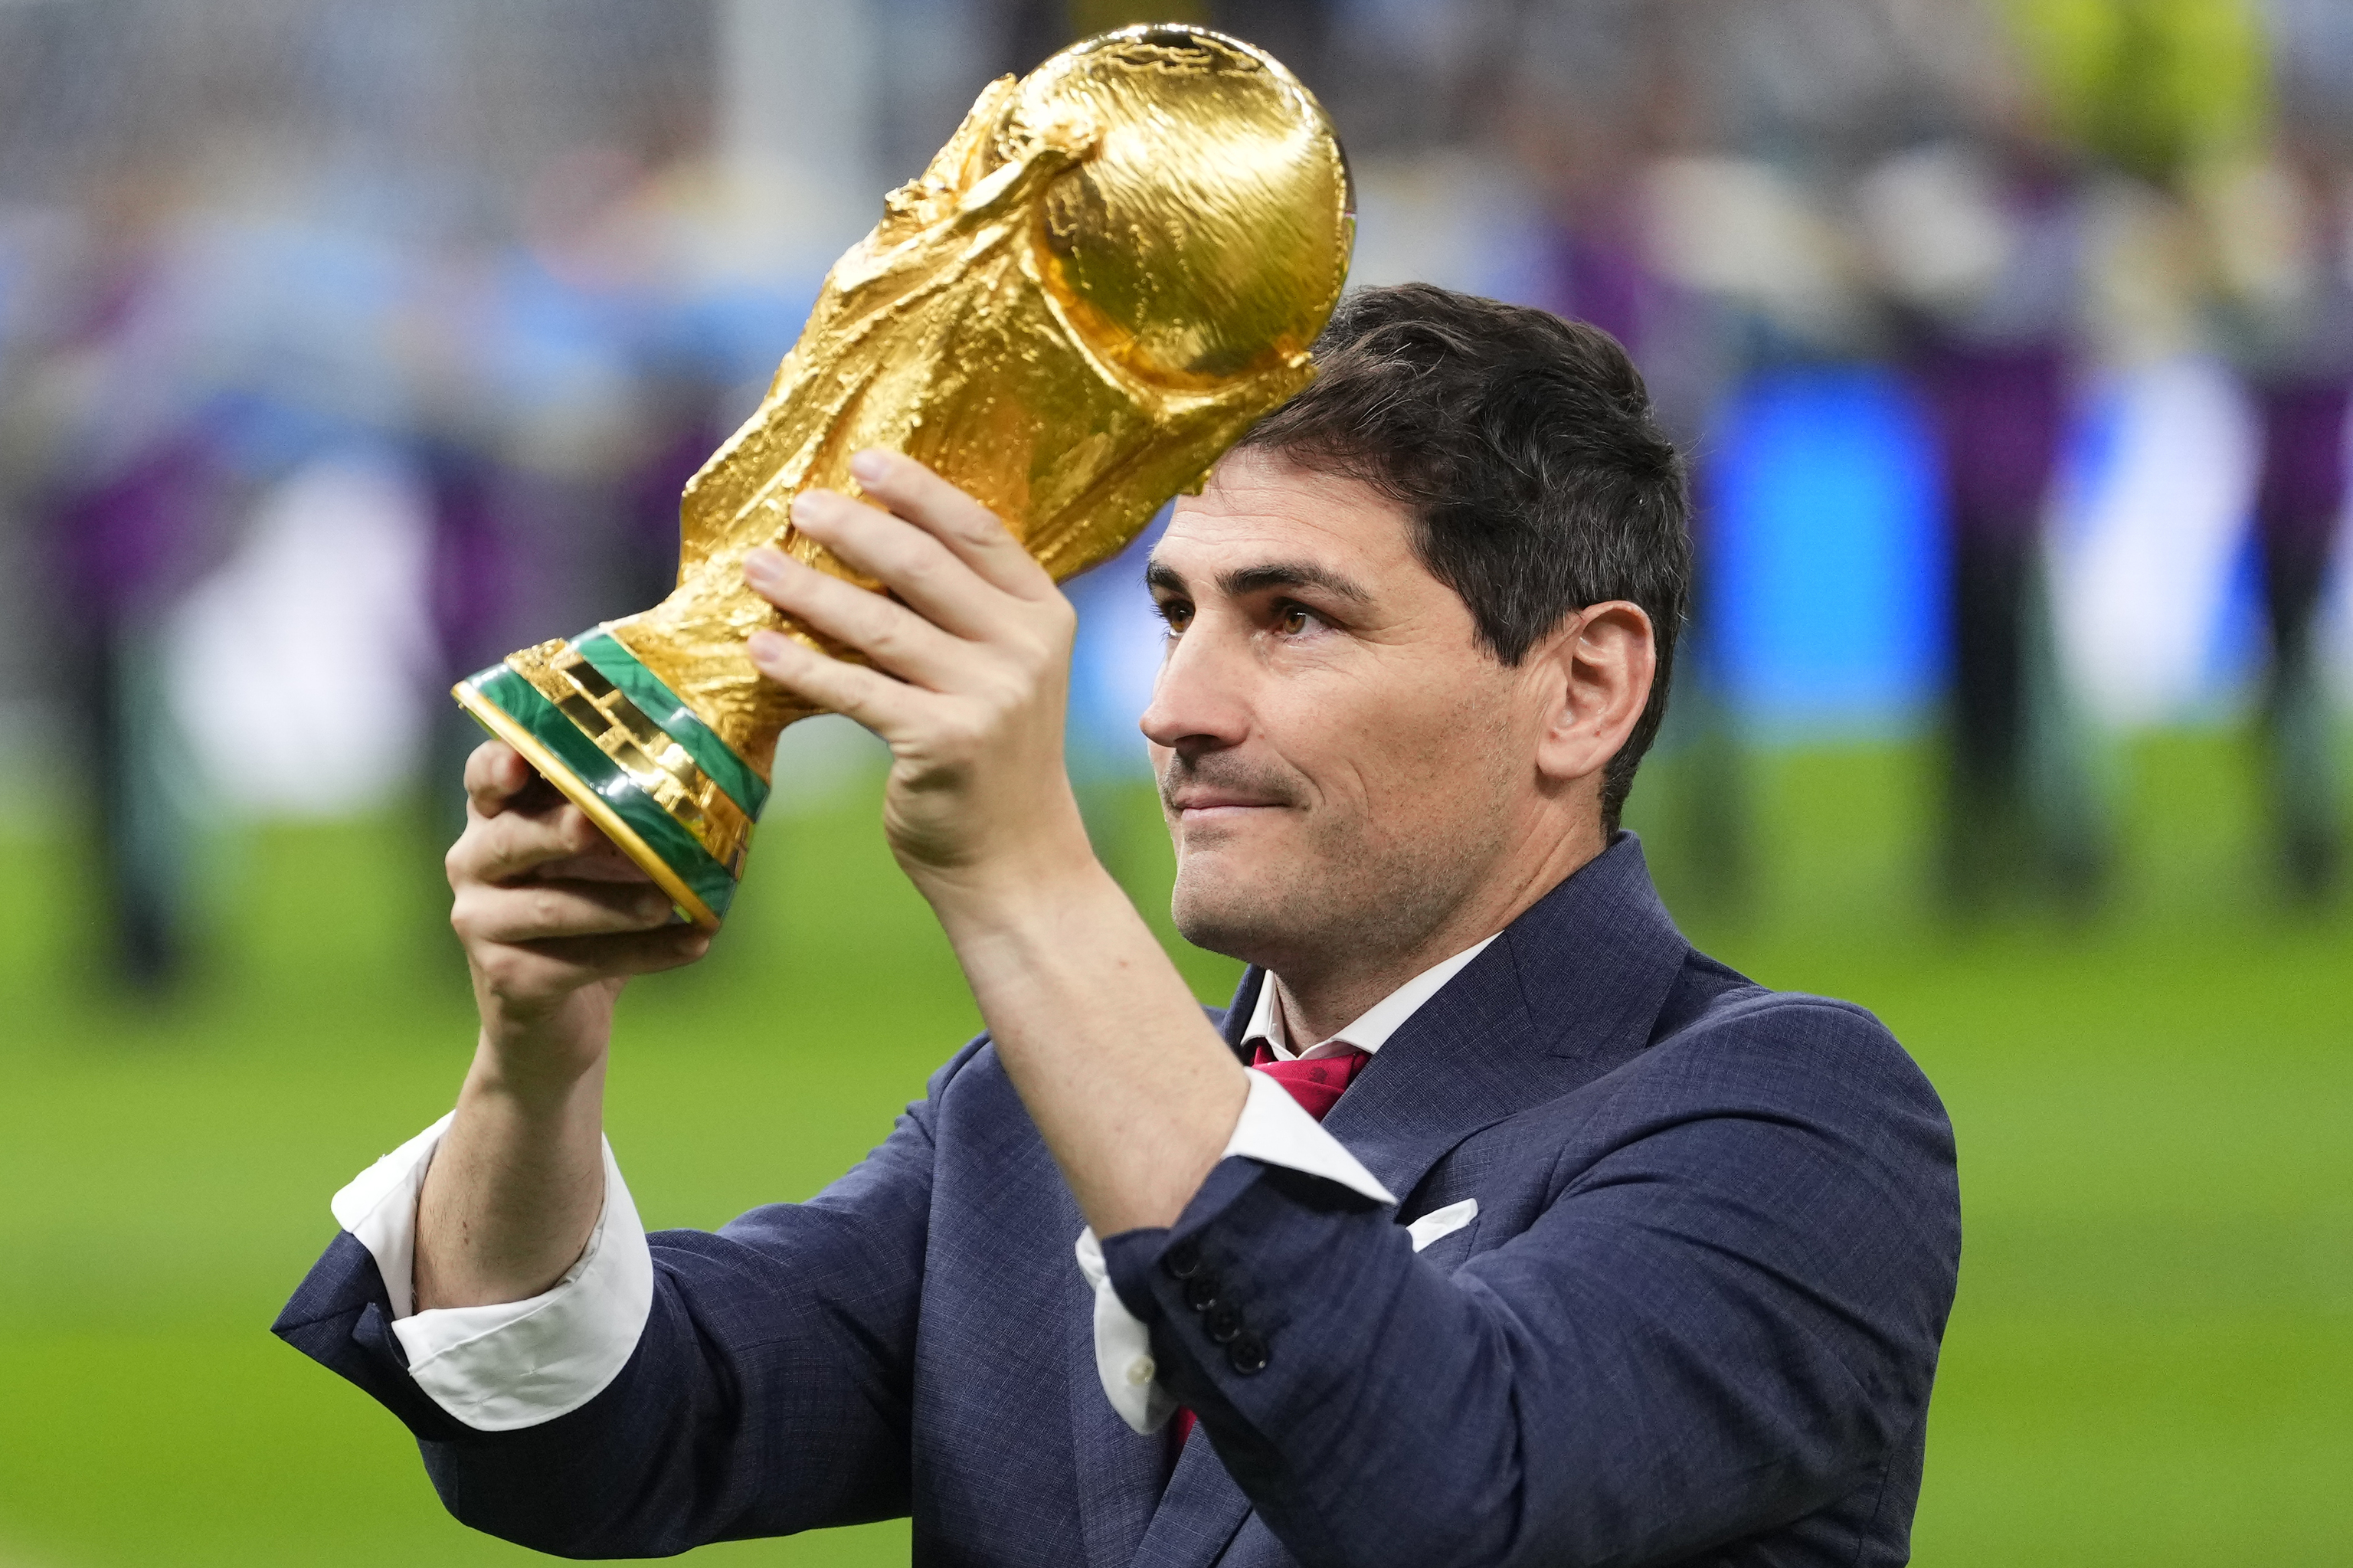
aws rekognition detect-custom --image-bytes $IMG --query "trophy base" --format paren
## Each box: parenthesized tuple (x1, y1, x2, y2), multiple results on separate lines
(453, 628, 770, 931)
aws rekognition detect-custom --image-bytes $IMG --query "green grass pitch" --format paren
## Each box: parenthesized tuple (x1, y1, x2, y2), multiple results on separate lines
(0, 729, 2345, 1563)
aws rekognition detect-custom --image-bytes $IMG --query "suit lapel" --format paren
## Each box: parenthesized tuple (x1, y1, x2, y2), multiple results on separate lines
(1115, 991, 1265, 1567)
(1131, 1424, 1255, 1568)
(1219, 971, 1265, 1060)
(1062, 995, 1258, 1568)
(1067, 1303, 1165, 1568)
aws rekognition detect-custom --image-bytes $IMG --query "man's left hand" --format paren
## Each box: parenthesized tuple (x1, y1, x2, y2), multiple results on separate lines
(746, 447, 1243, 1236)
(743, 449, 1093, 908)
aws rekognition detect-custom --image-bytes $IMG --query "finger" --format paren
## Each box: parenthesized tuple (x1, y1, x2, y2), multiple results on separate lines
(452, 799, 627, 887)
(848, 449, 1055, 599)
(475, 925, 712, 1000)
(745, 542, 965, 684)
(522, 925, 712, 981)
(453, 876, 679, 947)
(533, 849, 656, 885)
(779, 489, 999, 641)
(463, 741, 539, 818)
(747, 627, 925, 736)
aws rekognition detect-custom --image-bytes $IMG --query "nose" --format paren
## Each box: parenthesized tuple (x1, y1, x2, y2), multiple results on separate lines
(1139, 615, 1252, 760)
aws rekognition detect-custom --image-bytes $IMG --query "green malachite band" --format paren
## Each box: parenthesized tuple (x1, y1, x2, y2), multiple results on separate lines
(468, 663, 738, 920)
(572, 627, 771, 820)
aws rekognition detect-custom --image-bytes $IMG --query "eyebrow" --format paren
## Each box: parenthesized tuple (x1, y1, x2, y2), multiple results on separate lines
(1145, 556, 1373, 606)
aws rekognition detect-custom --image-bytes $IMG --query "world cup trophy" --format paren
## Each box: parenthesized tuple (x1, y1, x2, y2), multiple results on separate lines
(453, 25, 1354, 928)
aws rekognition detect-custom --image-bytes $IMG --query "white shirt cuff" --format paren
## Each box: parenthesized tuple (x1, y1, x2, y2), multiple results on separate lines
(1078, 1068, 1401, 1433)
(1075, 1226, 1178, 1434)
(329, 1115, 655, 1432)
(1223, 1067, 1398, 1206)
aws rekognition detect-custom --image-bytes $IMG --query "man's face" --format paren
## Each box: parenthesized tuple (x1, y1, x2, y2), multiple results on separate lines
(1141, 448, 1542, 975)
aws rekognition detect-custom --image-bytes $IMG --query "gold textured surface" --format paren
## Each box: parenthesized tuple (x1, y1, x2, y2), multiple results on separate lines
(506, 640, 756, 877)
(451, 678, 724, 930)
(607, 24, 1353, 777)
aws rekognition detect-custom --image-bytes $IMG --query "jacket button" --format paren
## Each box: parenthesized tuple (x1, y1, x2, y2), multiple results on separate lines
(1226, 1331, 1268, 1374)
(1203, 1301, 1244, 1344)
(1163, 1239, 1204, 1280)
(1183, 1272, 1221, 1312)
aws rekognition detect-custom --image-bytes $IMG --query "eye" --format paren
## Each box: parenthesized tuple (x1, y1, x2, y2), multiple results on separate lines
(1156, 598, 1193, 633)
(1276, 602, 1319, 636)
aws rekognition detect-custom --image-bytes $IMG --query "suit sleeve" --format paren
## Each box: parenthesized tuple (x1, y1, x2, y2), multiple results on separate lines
(1100, 1000, 1961, 1568)
(274, 1037, 986, 1557)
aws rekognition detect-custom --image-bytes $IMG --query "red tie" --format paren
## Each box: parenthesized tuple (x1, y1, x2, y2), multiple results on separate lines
(1172, 1043, 1372, 1447)
(1247, 1042, 1373, 1118)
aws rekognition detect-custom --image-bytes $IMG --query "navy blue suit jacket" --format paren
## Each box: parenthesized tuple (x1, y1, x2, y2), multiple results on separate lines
(276, 835, 1960, 1565)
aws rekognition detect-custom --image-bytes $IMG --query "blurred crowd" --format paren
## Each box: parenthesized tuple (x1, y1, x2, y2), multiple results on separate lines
(2, 0, 2350, 991)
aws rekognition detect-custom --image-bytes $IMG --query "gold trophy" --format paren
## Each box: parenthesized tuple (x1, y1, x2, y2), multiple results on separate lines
(453, 25, 1353, 928)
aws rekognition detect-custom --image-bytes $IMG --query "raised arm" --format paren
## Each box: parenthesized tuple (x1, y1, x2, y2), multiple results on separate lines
(742, 450, 1251, 1237)
(275, 741, 941, 1555)
(418, 741, 709, 1309)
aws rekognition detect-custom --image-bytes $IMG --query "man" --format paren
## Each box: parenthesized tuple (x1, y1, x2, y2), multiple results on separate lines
(278, 284, 1959, 1566)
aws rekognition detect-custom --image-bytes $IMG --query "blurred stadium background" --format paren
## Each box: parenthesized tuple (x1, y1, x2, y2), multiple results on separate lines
(1, 0, 2348, 1562)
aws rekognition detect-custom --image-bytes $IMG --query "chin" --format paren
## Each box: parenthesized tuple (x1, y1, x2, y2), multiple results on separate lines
(1169, 854, 1312, 969)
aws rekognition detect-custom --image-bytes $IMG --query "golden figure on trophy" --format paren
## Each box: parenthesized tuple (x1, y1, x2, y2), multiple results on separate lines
(453, 25, 1354, 928)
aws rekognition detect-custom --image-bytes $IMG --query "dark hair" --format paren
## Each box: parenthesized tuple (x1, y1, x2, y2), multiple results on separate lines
(1237, 283, 1691, 833)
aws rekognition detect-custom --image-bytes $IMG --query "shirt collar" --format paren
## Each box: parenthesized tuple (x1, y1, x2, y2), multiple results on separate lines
(1243, 935, 1500, 1062)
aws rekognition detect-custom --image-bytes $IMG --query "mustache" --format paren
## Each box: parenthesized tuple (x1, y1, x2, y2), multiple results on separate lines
(1157, 751, 1307, 812)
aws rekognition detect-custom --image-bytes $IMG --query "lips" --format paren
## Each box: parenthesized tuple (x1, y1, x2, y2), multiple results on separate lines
(1168, 792, 1284, 813)
(1158, 757, 1303, 819)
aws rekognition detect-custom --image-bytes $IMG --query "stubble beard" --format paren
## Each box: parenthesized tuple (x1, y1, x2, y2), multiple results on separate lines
(1167, 774, 1512, 989)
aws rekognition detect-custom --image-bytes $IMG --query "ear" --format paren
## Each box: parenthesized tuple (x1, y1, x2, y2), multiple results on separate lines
(1531, 601, 1656, 788)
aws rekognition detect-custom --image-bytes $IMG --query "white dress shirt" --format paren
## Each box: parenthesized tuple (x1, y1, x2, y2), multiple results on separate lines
(330, 936, 1495, 1435)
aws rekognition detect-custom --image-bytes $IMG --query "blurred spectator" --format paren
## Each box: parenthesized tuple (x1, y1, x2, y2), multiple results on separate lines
(1853, 0, 2260, 912)
(0, 169, 247, 989)
(1860, 129, 2097, 908)
(1529, 0, 1952, 905)
(2198, 0, 2353, 899)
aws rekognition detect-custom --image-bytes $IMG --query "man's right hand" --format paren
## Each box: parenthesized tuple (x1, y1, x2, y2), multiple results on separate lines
(419, 740, 709, 1311)
(448, 739, 710, 1077)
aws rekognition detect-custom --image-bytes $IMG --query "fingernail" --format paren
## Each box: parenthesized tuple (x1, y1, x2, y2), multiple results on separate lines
(745, 546, 784, 585)
(849, 449, 889, 484)
(747, 629, 787, 663)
